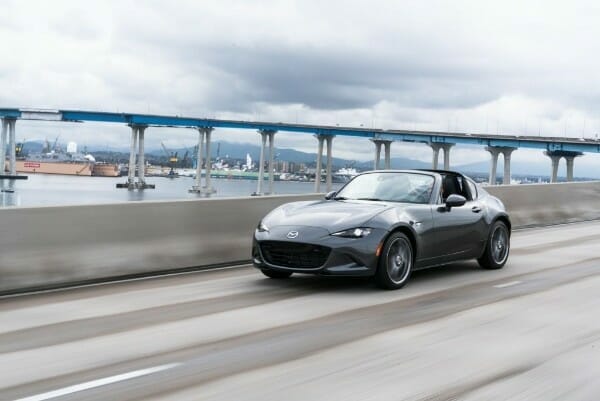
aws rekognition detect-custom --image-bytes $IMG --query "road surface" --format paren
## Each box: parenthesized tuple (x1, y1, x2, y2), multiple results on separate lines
(1, 221, 600, 400)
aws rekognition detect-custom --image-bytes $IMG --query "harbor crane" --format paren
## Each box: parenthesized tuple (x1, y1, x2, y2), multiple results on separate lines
(160, 142, 178, 176)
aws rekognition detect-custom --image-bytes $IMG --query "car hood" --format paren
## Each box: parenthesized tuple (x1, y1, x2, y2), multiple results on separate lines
(262, 199, 392, 233)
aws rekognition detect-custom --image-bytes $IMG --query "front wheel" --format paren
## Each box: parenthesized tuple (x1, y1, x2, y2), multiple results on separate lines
(261, 269, 293, 279)
(375, 232, 414, 290)
(478, 221, 510, 269)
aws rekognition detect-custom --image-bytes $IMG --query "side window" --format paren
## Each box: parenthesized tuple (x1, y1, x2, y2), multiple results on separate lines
(466, 179, 478, 201)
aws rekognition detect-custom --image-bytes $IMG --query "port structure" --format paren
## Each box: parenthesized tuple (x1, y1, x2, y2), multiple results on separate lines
(160, 141, 179, 177)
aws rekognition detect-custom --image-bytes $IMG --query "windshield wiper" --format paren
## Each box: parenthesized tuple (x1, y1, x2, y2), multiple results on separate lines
(356, 197, 384, 201)
(333, 196, 349, 200)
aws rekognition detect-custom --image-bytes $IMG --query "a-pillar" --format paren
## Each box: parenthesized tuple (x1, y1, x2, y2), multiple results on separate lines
(485, 146, 516, 185)
(429, 143, 454, 170)
(545, 150, 583, 183)
(325, 135, 335, 191)
(314, 134, 326, 192)
(190, 127, 215, 194)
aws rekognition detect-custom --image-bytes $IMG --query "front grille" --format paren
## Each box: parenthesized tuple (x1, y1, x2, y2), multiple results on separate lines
(260, 241, 331, 269)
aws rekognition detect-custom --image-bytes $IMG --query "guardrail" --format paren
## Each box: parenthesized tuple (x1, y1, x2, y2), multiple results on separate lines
(1, 181, 599, 294)
(485, 181, 600, 228)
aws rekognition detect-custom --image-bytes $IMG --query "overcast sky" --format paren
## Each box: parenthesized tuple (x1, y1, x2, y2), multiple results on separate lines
(2, 0, 600, 171)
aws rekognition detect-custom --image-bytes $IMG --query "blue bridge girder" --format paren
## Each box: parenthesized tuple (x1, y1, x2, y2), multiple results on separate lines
(2, 107, 600, 154)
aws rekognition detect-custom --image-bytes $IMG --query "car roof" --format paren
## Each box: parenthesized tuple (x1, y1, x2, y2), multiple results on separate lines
(362, 169, 465, 178)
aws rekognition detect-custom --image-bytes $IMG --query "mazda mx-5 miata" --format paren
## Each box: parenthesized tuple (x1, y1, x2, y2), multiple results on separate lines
(253, 170, 511, 289)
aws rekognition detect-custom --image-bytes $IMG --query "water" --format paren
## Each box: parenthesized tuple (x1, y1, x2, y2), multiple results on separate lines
(0, 174, 344, 208)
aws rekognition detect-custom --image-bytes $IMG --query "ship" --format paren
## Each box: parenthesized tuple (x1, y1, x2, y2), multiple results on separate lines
(92, 162, 121, 177)
(208, 169, 281, 181)
(11, 141, 95, 176)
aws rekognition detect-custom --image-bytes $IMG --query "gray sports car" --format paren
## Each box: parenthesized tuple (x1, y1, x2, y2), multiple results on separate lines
(253, 170, 511, 289)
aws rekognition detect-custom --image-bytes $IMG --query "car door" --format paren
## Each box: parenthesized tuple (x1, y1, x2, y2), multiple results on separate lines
(432, 175, 486, 262)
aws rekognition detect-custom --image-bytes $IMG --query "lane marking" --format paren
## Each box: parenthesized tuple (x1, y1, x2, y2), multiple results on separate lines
(13, 363, 180, 401)
(493, 281, 522, 289)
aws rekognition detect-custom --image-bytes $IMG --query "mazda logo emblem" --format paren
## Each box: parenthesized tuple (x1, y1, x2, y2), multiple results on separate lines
(286, 231, 299, 239)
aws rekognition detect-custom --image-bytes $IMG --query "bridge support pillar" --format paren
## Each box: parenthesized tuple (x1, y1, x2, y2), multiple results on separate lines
(325, 135, 335, 191)
(190, 127, 216, 194)
(118, 125, 154, 190)
(502, 148, 515, 185)
(371, 139, 392, 170)
(266, 130, 276, 194)
(383, 141, 391, 169)
(486, 146, 516, 185)
(126, 126, 138, 189)
(0, 119, 7, 173)
(566, 156, 576, 182)
(545, 150, 582, 183)
(253, 129, 276, 196)
(314, 134, 325, 192)
(137, 126, 146, 188)
(0, 118, 27, 180)
(372, 140, 382, 170)
(430, 143, 454, 170)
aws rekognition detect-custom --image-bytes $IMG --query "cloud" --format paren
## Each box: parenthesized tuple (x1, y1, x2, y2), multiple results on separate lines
(1, 0, 600, 168)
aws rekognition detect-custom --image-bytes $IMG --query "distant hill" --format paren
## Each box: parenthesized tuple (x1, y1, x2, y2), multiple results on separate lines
(145, 140, 432, 170)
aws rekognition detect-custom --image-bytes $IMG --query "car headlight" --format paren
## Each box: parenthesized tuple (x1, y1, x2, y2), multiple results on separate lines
(257, 222, 270, 233)
(331, 227, 372, 238)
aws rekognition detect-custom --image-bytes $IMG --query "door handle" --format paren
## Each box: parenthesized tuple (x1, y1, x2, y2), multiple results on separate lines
(472, 206, 482, 213)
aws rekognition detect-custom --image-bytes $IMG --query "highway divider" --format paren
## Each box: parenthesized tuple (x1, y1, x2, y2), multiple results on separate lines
(1, 181, 599, 294)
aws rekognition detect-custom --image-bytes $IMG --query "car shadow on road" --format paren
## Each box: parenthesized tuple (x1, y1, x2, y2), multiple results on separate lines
(250, 260, 486, 294)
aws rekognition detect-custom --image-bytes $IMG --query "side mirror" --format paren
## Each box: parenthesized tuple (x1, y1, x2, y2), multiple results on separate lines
(325, 191, 337, 200)
(445, 194, 466, 209)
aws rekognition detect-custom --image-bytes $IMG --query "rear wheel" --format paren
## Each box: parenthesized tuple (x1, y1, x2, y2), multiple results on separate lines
(478, 221, 510, 269)
(375, 232, 414, 290)
(261, 269, 293, 279)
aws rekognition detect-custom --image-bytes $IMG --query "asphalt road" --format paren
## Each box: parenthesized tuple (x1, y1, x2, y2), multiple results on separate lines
(1, 221, 600, 400)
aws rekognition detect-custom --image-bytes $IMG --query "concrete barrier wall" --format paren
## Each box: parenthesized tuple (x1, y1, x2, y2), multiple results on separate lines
(486, 181, 600, 228)
(1, 181, 600, 293)
(0, 194, 322, 293)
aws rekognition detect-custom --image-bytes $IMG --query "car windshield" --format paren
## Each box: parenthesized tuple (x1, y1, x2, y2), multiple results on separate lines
(335, 172, 434, 204)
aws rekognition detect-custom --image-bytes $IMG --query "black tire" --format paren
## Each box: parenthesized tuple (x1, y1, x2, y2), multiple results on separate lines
(375, 232, 414, 290)
(261, 269, 293, 279)
(478, 221, 510, 270)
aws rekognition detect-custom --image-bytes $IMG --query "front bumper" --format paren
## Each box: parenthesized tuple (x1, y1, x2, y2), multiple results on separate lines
(252, 226, 387, 276)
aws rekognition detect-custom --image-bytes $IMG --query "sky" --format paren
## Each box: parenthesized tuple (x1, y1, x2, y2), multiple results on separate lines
(2, 0, 600, 174)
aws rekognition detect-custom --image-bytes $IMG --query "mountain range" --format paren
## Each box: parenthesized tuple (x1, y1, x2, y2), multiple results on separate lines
(15, 140, 600, 178)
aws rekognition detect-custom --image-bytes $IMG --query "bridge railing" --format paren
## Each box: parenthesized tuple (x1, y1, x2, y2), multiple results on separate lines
(1, 181, 599, 294)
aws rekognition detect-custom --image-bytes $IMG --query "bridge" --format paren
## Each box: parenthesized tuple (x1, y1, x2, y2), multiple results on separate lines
(2, 108, 600, 399)
(2, 108, 600, 193)
(1, 181, 600, 400)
